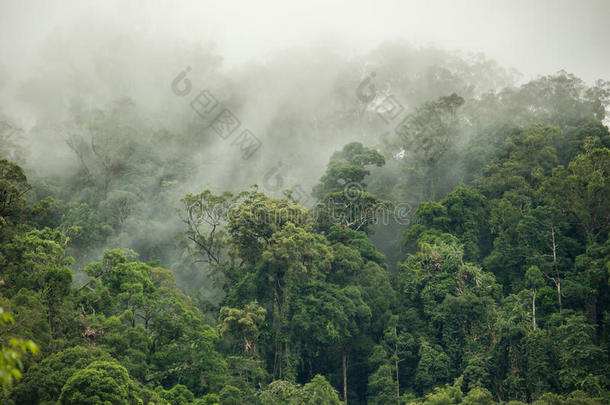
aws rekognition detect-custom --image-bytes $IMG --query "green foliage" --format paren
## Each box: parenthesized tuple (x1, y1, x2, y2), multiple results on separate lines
(259, 380, 301, 405)
(525, 267, 545, 291)
(0, 158, 30, 227)
(312, 142, 385, 199)
(312, 142, 392, 234)
(57, 360, 142, 405)
(300, 374, 343, 405)
(156, 384, 195, 405)
(542, 145, 610, 238)
(0, 308, 39, 394)
(218, 302, 266, 356)
(556, 315, 608, 396)
(259, 375, 341, 405)
(406, 187, 490, 260)
(10, 346, 111, 405)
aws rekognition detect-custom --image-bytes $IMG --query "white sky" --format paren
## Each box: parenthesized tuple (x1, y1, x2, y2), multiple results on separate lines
(1, 0, 609, 83)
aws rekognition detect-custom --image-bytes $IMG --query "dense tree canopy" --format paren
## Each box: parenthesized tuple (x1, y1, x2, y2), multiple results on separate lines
(0, 47, 609, 405)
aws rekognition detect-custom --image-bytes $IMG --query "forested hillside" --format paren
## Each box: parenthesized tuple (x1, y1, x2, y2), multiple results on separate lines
(0, 40, 609, 405)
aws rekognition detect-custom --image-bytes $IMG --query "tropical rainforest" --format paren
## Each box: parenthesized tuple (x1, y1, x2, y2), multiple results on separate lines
(0, 29, 609, 405)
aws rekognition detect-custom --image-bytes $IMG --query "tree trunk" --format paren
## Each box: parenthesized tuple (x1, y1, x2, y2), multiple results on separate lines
(556, 282, 562, 313)
(551, 226, 562, 312)
(342, 353, 348, 405)
(395, 357, 400, 404)
(545, 277, 561, 314)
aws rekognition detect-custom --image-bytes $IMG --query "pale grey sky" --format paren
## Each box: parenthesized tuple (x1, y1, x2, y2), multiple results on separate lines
(1, 0, 609, 83)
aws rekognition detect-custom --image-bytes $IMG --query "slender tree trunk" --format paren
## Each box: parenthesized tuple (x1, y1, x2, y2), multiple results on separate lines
(342, 353, 348, 405)
(272, 294, 282, 379)
(395, 356, 400, 404)
(285, 342, 292, 380)
(556, 281, 562, 313)
(393, 328, 400, 405)
(551, 226, 562, 312)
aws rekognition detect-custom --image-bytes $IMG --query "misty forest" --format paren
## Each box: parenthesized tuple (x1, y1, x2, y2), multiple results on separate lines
(1, 2, 610, 405)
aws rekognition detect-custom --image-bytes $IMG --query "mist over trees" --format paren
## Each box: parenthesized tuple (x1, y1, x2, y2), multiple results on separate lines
(1, 9, 610, 405)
